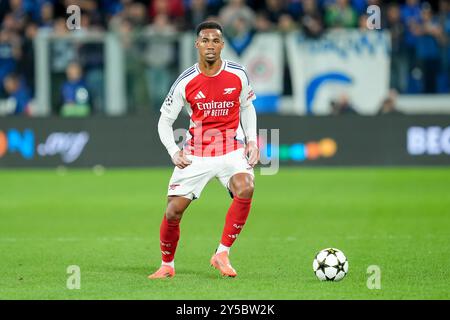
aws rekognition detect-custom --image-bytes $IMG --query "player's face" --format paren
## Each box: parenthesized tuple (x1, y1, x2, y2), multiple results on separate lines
(195, 29, 224, 64)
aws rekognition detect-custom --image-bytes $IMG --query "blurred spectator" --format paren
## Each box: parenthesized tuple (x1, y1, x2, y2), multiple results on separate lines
(108, 1, 148, 32)
(438, 0, 450, 92)
(401, 0, 422, 93)
(351, 0, 368, 15)
(246, 0, 265, 12)
(262, 0, 287, 24)
(76, 0, 106, 29)
(330, 93, 358, 115)
(113, 1, 151, 113)
(184, 0, 215, 31)
(0, 1, 8, 22)
(60, 62, 91, 117)
(401, 0, 422, 23)
(201, 0, 225, 16)
(286, 0, 302, 20)
(18, 22, 37, 95)
(0, 29, 21, 98)
(143, 14, 177, 112)
(377, 89, 403, 115)
(6, 0, 28, 33)
(69, 1, 107, 114)
(414, 3, 445, 93)
(128, 1, 148, 29)
(260, 0, 295, 32)
(225, 14, 255, 55)
(79, 42, 105, 114)
(106, 0, 134, 25)
(108, 0, 134, 32)
(219, 0, 255, 30)
(357, 13, 368, 30)
(27, 0, 56, 23)
(149, 0, 185, 29)
(219, 0, 255, 54)
(299, 0, 324, 39)
(0, 73, 31, 116)
(254, 11, 273, 32)
(278, 13, 296, 33)
(324, 0, 358, 29)
(386, 3, 408, 93)
(39, 1, 55, 30)
(112, 13, 150, 113)
(50, 17, 77, 114)
(100, 0, 128, 19)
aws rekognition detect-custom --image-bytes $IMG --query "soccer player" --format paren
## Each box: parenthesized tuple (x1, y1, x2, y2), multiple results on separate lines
(148, 21, 259, 279)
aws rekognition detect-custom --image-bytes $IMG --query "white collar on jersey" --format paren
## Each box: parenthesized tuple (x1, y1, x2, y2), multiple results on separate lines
(195, 59, 226, 77)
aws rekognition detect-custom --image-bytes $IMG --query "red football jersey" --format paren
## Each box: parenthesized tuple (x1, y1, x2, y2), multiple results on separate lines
(160, 60, 256, 157)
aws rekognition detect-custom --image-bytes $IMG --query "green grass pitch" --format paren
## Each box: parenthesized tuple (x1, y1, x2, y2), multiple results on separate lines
(0, 167, 449, 300)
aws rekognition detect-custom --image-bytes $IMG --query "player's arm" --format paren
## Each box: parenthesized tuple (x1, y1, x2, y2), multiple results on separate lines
(240, 102, 259, 167)
(239, 69, 259, 167)
(158, 90, 192, 169)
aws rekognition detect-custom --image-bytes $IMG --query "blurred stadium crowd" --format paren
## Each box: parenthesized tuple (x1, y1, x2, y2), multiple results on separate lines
(0, 0, 449, 116)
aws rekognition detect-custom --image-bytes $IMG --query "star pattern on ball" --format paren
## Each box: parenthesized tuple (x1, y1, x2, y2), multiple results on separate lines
(326, 248, 337, 255)
(317, 259, 329, 273)
(335, 260, 346, 272)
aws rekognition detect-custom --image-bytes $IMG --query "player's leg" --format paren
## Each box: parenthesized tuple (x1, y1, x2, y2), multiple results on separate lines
(149, 154, 214, 279)
(160, 196, 192, 264)
(148, 196, 191, 279)
(212, 148, 255, 277)
(218, 172, 254, 252)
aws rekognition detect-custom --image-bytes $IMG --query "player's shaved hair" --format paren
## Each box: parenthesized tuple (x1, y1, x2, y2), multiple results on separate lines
(195, 21, 223, 37)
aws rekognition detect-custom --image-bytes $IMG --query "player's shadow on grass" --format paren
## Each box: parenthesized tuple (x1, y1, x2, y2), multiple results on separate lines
(176, 267, 229, 279)
(100, 265, 150, 276)
(102, 265, 232, 280)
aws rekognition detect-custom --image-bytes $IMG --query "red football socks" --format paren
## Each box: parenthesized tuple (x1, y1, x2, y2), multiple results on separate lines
(159, 196, 252, 262)
(159, 216, 180, 263)
(220, 196, 252, 247)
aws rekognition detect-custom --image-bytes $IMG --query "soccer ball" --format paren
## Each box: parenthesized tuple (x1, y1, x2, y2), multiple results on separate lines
(313, 248, 348, 281)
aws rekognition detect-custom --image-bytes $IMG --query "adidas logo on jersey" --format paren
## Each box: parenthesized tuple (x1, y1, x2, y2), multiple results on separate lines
(194, 91, 206, 100)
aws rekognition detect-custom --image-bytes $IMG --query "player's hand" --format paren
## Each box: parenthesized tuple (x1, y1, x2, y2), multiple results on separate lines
(172, 150, 192, 169)
(245, 141, 259, 168)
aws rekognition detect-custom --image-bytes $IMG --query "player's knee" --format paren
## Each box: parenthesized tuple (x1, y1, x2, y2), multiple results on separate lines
(234, 182, 254, 199)
(230, 174, 254, 199)
(165, 208, 184, 221)
(165, 203, 185, 220)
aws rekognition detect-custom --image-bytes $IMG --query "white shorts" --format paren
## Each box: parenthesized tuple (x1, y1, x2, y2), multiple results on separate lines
(167, 148, 254, 200)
